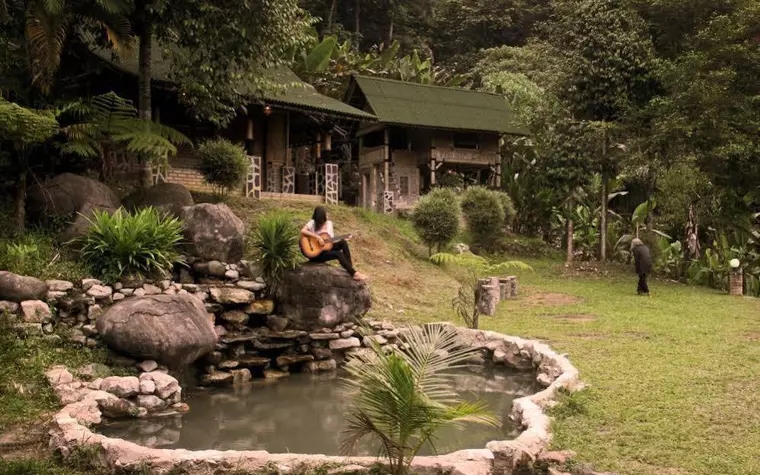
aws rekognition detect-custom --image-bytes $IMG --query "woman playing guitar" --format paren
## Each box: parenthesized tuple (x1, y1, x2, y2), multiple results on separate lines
(300, 206, 368, 281)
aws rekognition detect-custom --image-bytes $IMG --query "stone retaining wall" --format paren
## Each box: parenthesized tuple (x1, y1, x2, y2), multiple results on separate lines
(47, 324, 583, 475)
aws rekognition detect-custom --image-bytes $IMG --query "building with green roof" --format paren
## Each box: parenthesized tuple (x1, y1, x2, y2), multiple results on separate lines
(345, 75, 527, 212)
(73, 42, 375, 201)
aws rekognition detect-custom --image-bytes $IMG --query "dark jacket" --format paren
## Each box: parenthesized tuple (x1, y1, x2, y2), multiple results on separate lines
(633, 245, 653, 275)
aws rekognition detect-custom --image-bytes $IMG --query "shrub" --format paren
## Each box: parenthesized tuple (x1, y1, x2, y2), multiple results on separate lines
(491, 190, 517, 225)
(411, 188, 460, 255)
(197, 138, 249, 195)
(249, 213, 301, 293)
(460, 187, 504, 247)
(78, 207, 185, 283)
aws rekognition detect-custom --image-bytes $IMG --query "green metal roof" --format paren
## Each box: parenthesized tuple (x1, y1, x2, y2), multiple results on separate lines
(89, 45, 375, 121)
(352, 75, 527, 135)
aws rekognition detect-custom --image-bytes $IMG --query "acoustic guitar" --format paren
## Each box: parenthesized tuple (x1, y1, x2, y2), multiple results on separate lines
(300, 232, 353, 259)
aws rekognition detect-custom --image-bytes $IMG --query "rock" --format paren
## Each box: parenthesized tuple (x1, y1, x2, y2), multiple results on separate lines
(81, 279, 101, 291)
(181, 203, 245, 262)
(112, 292, 125, 301)
(139, 380, 156, 395)
(363, 335, 388, 346)
(305, 359, 338, 373)
(47, 291, 67, 300)
(0, 301, 19, 314)
(77, 363, 110, 381)
(267, 315, 290, 332)
(236, 281, 267, 292)
(137, 395, 167, 412)
(538, 450, 576, 466)
(341, 330, 356, 338)
(244, 300, 275, 315)
(221, 310, 249, 327)
(100, 376, 140, 398)
(87, 304, 103, 321)
(140, 372, 180, 399)
(142, 284, 161, 296)
(137, 360, 159, 372)
(263, 369, 289, 380)
(193, 260, 227, 278)
(0, 272, 48, 303)
(81, 324, 98, 337)
(16, 323, 43, 336)
(98, 396, 139, 419)
(46, 280, 74, 292)
(19, 300, 51, 323)
(209, 288, 255, 305)
(122, 183, 194, 218)
(311, 347, 333, 360)
(230, 368, 252, 384)
(200, 371, 234, 386)
(276, 354, 314, 367)
(46, 366, 74, 387)
(224, 270, 240, 280)
(43, 323, 54, 334)
(237, 355, 271, 368)
(219, 360, 239, 370)
(26, 173, 120, 240)
(97, 294, 217, 367)
(86, 285, 113, 300)
(309, 332, 340, 341)
(277, 265, 371, 331)
(214, 326, 227, 338)
(329, 337, 362, 350)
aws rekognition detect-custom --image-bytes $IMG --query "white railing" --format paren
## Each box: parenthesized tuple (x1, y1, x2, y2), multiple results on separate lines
(432, 148, 500, 165)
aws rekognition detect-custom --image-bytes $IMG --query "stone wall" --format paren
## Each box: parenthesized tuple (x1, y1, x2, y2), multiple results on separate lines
(46, 323, 584, 475)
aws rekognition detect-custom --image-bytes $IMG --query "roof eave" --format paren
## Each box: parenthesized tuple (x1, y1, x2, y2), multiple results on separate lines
(365, 119, 527, 136)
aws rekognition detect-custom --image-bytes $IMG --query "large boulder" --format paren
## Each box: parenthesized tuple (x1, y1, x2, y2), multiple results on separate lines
(0, 272, 49, 303)
(180, 203, 245, 262)
(96, 294, 217, 367)
(26, 173, 120, 239)
(276, 264, 371, 331)
(123, 183, 194, 218)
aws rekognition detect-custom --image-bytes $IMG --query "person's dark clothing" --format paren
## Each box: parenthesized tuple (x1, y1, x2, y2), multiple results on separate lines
(308, 240, 356, 276)
(633, 244, 653, 275)
(633, 244, 652, 295)
(637, 273, 650, 295)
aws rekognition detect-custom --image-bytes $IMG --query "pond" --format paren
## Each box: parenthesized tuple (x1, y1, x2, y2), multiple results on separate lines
(99, 367, 539, 456)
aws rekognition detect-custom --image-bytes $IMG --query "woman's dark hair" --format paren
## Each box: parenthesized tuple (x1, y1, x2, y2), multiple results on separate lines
(312, 206, 327, 230)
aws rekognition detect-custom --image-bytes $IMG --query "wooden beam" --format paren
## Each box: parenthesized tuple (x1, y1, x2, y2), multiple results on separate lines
(383, 129, 390, 193)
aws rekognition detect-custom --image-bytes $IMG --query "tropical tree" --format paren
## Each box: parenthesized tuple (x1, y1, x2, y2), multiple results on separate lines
(341, 323, 498, 474)
(57, 91, 190, 180)
(0, 99, 59, 233)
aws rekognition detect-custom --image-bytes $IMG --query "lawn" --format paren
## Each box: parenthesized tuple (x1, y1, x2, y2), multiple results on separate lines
(480, 261, 760, 475)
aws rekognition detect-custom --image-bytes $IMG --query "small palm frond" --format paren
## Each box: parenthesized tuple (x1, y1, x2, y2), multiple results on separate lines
(430, 252, 533, 274)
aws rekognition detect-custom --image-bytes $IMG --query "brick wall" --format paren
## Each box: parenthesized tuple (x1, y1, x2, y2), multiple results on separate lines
(165, 147, 242, 195)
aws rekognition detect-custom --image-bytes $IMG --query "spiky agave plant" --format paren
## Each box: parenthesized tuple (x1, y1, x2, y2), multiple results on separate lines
(341, 324, 499, 475)
(249, 213, 301, 294)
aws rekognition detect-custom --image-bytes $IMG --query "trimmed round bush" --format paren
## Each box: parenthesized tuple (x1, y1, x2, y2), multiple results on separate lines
(411, 188, 460, 255)
(491, 190, 517, 225)
(197, 138, 249, 194)
(460, 187, 504, 247)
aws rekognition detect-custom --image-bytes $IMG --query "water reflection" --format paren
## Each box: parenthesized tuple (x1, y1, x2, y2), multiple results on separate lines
(99, 367, 539, 456)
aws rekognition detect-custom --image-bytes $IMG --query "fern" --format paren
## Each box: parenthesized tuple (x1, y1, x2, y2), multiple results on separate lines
(58, 92, 191, 164)
(430, 252, 533, 274)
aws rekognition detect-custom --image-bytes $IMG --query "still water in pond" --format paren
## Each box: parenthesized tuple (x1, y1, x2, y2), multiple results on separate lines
(99, 368, 539, 456)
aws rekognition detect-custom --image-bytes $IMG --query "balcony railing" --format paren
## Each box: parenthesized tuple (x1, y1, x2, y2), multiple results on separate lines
(432, 148, 500, 165)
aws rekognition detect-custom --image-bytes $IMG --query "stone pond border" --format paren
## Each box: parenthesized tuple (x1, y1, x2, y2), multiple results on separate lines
(47, 324, 584, 475)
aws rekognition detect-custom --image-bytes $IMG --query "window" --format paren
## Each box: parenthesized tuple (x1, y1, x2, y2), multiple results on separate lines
(453, 132, 480, 150)
(399, 176, 410, 196)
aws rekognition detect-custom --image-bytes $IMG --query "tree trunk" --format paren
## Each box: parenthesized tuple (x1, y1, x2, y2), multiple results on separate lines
(600, 129, 608, 261)
(138, 22, 153, 187)
(387, 16, 394, 44)
(600, 175, 607, 261)
(15, 169, 26, 234)
(566, 217, 574, 263)
(327, 0, 338, 29)
(354, 0, 360, 35)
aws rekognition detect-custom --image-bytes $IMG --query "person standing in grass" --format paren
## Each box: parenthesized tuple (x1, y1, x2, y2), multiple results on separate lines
(631, 238, 652, 296)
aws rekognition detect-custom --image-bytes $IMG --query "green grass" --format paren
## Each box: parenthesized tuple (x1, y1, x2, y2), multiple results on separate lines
(479, 261, 760, 475)
(0, 317, 109, 431)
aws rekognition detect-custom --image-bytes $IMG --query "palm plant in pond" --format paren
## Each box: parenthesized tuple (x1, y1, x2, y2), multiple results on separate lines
(341, 324, 499, 474)
(249, 213, 302, 294)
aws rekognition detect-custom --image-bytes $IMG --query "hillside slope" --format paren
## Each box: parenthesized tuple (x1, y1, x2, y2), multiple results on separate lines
(224, 196, 460, 322)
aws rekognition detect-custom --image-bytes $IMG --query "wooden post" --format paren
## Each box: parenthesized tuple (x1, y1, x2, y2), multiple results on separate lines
(430, 136, 437, 186)
(383, 129, 390, 193)
(285, 111, 291, 167)
(323, 133, 332, 152)
(730, 270, 744, 296)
